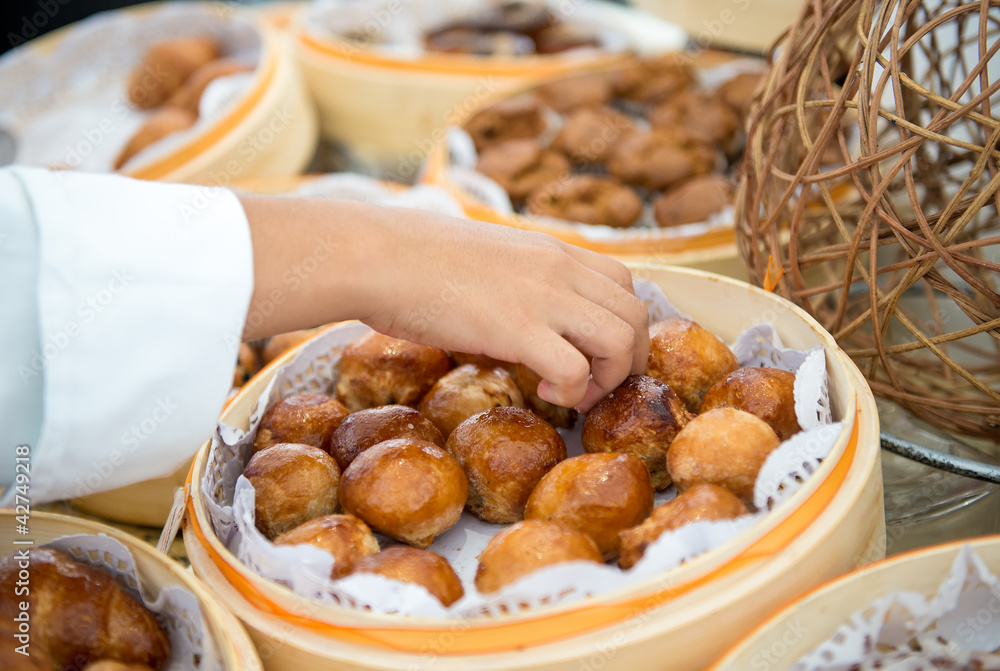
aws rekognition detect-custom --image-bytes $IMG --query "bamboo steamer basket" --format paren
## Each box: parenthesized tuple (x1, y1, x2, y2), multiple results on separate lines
(1, 2, 317, 184)
(183, 264, 884, 671)
(290, 0, 686, 171)
(709, 535, 1000, 669)
(0, 510, 262, 670)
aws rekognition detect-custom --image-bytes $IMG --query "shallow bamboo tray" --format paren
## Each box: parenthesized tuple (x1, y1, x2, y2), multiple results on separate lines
(709, 535, 1000, 669)
(290, 1, 685, 171)
(183, 264, 883, 671)
(0, 510, 262, 670)
(634, 0, 805, 52)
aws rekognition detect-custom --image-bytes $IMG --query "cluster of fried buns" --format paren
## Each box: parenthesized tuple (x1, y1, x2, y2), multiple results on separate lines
(243, 319, 801, 605)
(464, 56, 764, 229)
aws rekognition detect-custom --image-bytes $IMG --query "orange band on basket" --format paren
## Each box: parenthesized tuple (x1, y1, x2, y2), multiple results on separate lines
(128, 48, 278, 181)
(187, 405, 861, 655)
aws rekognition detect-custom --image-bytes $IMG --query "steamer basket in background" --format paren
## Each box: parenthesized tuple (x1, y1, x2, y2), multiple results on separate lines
(184, 264, 884, 671)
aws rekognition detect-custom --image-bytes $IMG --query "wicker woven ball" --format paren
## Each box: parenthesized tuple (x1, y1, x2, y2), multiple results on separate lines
(736, 0, 1000, 439)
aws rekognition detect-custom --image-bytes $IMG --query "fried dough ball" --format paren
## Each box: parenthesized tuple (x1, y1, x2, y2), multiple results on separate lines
(618, 483, 748, 569)
(717, 71, 766, 116)
(166, 58, 253, 115)
(608, 129, 716, 191)
(700, 367, 801, 440)
(126, 36, 219, 109)
(451, 352, 516, 374)
(335, 332, 452, 412)
(650, 90, 741, 147)
(525, 453, 654, 561)
(475, 139, 569, 203)
(114, 107, 196, 170)
(353, 547, 464, 606)
(612, 55, 695, 103)
(526, 175, 643, 228)
(273, 514, 379, 579)
(243, 443, 341, 539)
(419, 364, 526, 439)
(581, 375, 692, 490)
(536, 72, 614, 112)
(425, 27, 536, 55)
(446, 406, 566, 523)
(233, 342, 259, 387)
(475, 520, 602, 594)
(514, 363, 578, 429)
(325, 405, 444, 471)
(551, 106, 636, 165)
(646, 317, 738, 412)
(260, 329, 318, 365)
(82, 663, 157, 671)
(667, 408, 780, 503)
(653, 175, 734, 228)
(535, 23, 600, 54)
(253, 393, 349, 454)
(339, 438, 468, 548)
(464, 94, 547, 151)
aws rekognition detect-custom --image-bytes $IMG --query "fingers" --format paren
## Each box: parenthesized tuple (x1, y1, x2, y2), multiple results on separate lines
(517, 332, 592, 409)
(570, 264, 650, 378)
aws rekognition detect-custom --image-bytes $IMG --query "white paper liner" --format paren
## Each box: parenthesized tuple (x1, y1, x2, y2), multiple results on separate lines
(793, 545, 1000, 670)
(201, 280, 840, 618)
(292, 174, 467, 218)
(0, 3, 261, 173)
(42, 534, 217, 671)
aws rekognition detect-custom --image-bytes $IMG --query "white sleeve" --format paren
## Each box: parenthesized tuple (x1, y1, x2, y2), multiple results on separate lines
(0, 167, 254, 505)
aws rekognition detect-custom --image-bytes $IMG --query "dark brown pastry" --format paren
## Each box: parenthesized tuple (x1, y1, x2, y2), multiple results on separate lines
(699, 367, 801, 440)
(353, 547, 464, 607)
(233, 342, 259, 387)
(534, 23, 600, 54)
(325, 405, 444, 472)
(650, 90, 740, 147)
(243, 443, 341, 539)
(0, 549, 170, 670)
(551, 106, 636, 165)
(608, 129, 716, 191)
(464, 94, 547, 151)
(475, 139, 569, 203)
(667, 408, 781, 503)
(114, 107, 196, 170)
(335, 332, 452, 412)
(514, 364, 577, 429)
(126, 36, 219, 109)
(446, 406, 566, 523)
(475, 520, 602, 594)
(260, 329, 317, 365)
(82, 662, 158, 671)
(653, 175, 734, 228)
(525, 452, 654, 561)
(253, 393, 350, 454)
(618, 483, 748, 569)
(166, 58, 253, 115)
(526, 174, 643, 228)
(419, 364, 526, 439)
(273, 514, 380, 579)
(339, 438, 468, 548)
(536, 72, 614, 112)
(646, 317, 738, 412)
(612, 55, 695, 103)
(581, 374, 693, 490)
(425, 27, 535, 56)
(717, 71, 766, 116)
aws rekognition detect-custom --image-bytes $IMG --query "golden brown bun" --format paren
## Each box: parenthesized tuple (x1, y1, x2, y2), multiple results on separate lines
(667, 408, 780, 504)
(646, 317, 738, 412)
(126, 36, 219, 109)
(325, 405, 444, 472)
(581, 375, 692, 490)
(0, 549, 170, 670)
(446, 407, 566, 523)
(464, 94, 546, 151)
(653, 175, 734, 228)
(525, 453, 654, 561)
(166, 58, 253, 115)
(608, 128, 716, 191)
(536, 72, 613, 112)
(514, 364, 577, 429)
(253, 393, 350, 454)
(475, 520, 602, 594)
(552, 106, 636, 165)
(618, 484, 748, 569)
(450, 352, 516, 374)
(699, 367, 801, 440)
(475, 139, 570, 203)
(114, 107, 196, 170)
(0, 638, 52, 671)
(526, 174, 643, 228)
(82, 663, 157, 671)
(335, 332, 452, 412)
(353, 547, 464, 607)
(612, 55, 695, 103)
(274, 514, 380, 579)
(233, 342, 259, 387)
(339, 438, 468, 548)
(260, 329, 317, 365)
(243, 443, 341, 539)
(419, 364, 526, 439)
